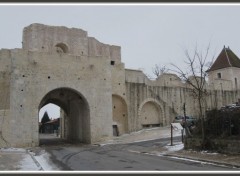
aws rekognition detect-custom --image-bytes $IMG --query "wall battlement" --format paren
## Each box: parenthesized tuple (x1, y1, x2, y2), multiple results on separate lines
(22, 23, 121, 62)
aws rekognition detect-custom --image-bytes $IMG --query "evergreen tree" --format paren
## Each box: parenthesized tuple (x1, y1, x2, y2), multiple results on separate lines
(41, 111, 50, 124)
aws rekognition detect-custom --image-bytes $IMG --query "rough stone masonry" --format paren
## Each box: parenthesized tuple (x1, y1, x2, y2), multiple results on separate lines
(0, 23, 239, 147)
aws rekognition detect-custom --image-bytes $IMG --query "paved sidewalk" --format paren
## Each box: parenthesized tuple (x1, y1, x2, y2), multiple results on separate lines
(0, 148, 41, 171)
(96, 126, 182, 145)
(0, 146, 59, 171)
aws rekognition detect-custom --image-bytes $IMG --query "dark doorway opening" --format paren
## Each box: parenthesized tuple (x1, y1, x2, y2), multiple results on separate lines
(113, 125, 119, 136)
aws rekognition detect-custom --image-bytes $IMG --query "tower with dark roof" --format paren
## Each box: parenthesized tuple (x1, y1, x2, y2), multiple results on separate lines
(207, 46, 240, 90)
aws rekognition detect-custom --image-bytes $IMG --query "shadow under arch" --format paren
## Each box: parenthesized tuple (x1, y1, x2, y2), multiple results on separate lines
(112, 94, 128, 136)
(39, 87, 90, 145)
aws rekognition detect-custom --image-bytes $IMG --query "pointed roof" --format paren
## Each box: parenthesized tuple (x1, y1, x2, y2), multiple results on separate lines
(207, 46, 240, 72)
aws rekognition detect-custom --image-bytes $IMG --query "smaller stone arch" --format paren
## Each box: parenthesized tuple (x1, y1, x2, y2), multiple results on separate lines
(112, 94, 128, 136)
(55, 43, 69, 53)
(138, 98, 164, 128)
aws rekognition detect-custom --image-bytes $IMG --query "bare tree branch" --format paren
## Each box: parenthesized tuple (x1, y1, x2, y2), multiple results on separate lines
(152, 64, 169, 78)
(170, 43, 214, 148)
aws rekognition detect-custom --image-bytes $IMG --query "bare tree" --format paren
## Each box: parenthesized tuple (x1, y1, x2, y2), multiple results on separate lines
(139, 68, 155, 80)
(170, 44, 214, 148)
(152, 64, 169, 78)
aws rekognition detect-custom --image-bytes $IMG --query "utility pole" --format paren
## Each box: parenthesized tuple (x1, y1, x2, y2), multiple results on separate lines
(183, 103, 187, 138)
(171, 124, 173, 146)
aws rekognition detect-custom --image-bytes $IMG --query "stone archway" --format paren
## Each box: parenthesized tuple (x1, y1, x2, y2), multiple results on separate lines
(139, 99, 164, 128)
(39, 87, 90, 144)
(112, 95, 128, 136)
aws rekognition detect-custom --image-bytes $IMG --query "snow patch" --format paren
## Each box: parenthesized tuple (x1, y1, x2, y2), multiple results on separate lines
(0, 147, 26, 153)
(169, 156, 209, 164)
(127, 150, 141, 154)
(168, 156, 231, 168)
(19, 154, 41, 171)
(200, 151, 219, 155)
(98, 126, 183, 146)
(164, 142, 184, 152)
(34, 152, 60, 171)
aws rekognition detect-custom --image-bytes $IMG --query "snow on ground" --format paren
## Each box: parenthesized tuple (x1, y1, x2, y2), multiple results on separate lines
(164, 142, 184, 152)
(1, 127, 185, 170)
(21, 149, 61, 171)
(200, 151, 219, 155)
(99, 126, 183, 146)
(168, 156, 231, 168)
(169, 156, 212, 164)
(19, 154, 41, 171)
(0, 147, 60, 171)
(34, 152, 60, 171)
(0, 147, 40, 171)
(0, 147, 26, 153)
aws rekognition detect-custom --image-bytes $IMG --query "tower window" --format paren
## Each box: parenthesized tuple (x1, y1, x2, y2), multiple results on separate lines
(217, 73, 221, 79)
(111, 61, 115, 65)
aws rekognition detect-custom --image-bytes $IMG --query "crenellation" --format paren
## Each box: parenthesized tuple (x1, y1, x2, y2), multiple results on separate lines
(23, 23, 89, 56)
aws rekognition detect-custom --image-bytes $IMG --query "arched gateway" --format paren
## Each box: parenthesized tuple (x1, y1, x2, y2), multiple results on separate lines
(39, 88, 90, 144)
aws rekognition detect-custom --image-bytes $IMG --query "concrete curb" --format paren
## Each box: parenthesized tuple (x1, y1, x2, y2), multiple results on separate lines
(164, 153, 240, 169)
(26, 150, 44, 171)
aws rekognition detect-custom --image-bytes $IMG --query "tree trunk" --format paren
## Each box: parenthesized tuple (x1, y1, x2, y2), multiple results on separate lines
(198, 96, 206, 149)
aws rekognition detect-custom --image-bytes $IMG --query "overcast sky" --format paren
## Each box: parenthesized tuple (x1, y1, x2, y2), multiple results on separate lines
(1, 4, 240, 119)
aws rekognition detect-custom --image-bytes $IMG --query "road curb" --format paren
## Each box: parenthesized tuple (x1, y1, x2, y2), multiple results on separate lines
(26, 150, 44, 171)
(164, 153, 240, 169)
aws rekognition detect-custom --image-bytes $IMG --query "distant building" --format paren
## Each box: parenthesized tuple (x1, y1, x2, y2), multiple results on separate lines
(207, 46, 240, 90)
(40, 118, 60, 134)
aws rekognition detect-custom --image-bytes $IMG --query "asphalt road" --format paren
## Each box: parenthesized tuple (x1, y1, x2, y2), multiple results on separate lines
(38, 136, 239, 171)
